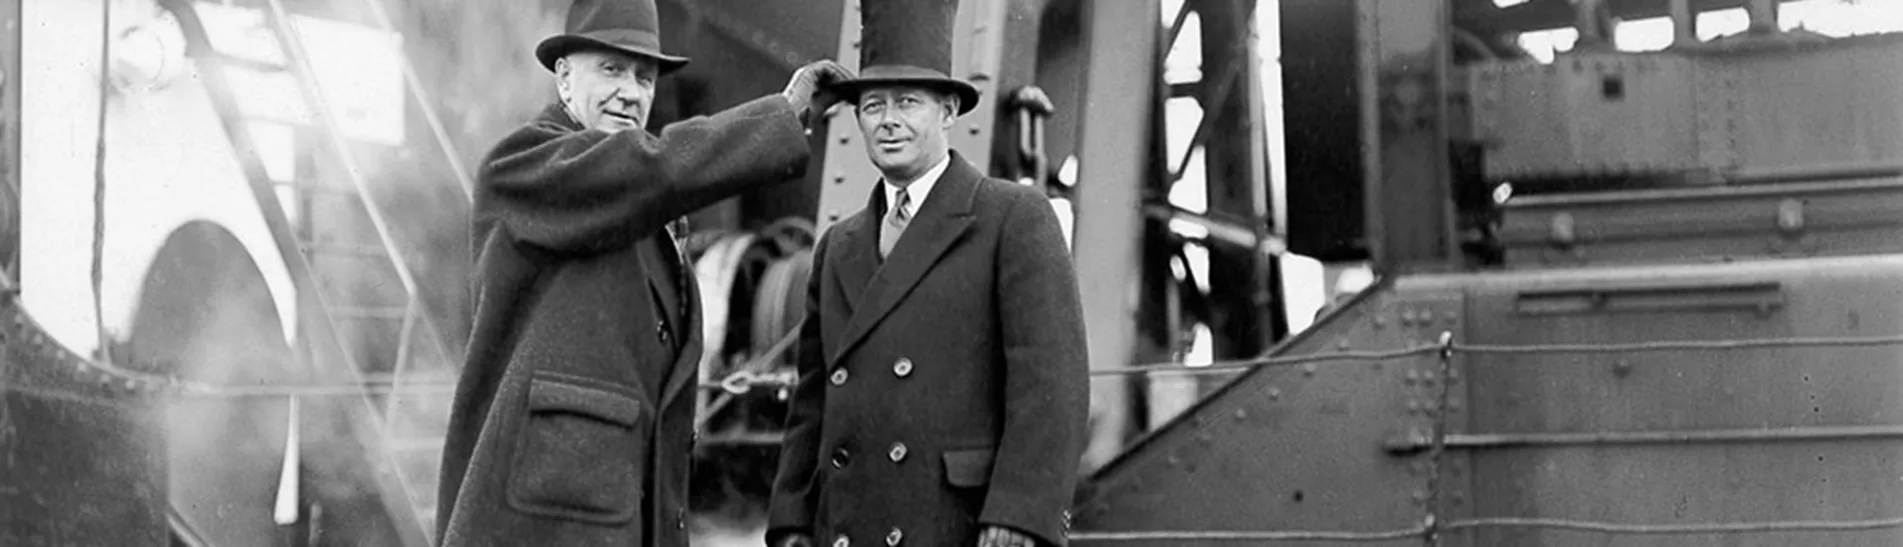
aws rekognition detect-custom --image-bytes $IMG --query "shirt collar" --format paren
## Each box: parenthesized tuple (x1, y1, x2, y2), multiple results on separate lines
(884, 154, 952, 218)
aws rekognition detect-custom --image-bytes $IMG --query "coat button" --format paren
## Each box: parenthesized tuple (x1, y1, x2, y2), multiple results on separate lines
(830, 368, 849, 386)
(892, 358, 913, 377)
(887, 442, 907, 463)
(833, 535, 850, 547)
(885, 527, 903, 546)
(830, 447, 851, 469)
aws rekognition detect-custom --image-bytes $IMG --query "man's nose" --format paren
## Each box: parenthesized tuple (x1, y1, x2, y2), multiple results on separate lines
(611, 85, 648, 106)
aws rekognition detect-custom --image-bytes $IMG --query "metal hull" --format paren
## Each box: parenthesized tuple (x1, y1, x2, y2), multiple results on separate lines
(1076, 252, 1903, 546)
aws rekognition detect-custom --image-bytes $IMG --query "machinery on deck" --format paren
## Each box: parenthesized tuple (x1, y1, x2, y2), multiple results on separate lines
(5, 0, 1903, 545)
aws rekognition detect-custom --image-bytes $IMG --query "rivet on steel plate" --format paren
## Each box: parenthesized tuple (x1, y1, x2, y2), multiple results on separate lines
(1302, 363, 1316, 376)
(1267, 388, 1281, 400)
(1550, 212, 1577, 247)
(1373, 315, 1387, 328)
(1613, 359, 1633, 377)
(1407, 400, 1421, 412)
(1233, 408, 1248, 421)
(1778, 198, 1804, 235)
(1337, 339, 1350, 350)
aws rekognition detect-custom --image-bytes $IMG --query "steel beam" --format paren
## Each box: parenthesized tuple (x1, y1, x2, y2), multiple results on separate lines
(1360, 0, 1457, 274)
(1071, 0, 1157, 471)
(1192, 0, 1281, 358)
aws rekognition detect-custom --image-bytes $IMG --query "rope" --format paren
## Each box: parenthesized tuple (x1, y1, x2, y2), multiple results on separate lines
(1068, 515, 1903, 543)
(1068, 525, 1428, 542)
(1090, 333, 1903, 377)
(1458, 334, 1903, 354)
(1444, 515, 1903, 535)
(1091, 346, 1439, 377)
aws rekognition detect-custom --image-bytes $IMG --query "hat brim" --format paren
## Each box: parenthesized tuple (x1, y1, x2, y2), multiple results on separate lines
(831, 77, 980, 116)
(536, 35, 689, 74)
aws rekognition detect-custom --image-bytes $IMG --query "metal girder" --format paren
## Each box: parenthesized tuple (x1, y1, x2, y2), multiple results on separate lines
(1190, 0, 1282, 358)
(1068, 0, 1157, 471)
(1455, 0, 1807, 36)
(1361, 0, 1458, 274)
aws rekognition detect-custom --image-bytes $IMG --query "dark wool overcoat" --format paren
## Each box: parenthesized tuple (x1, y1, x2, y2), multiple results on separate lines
(436, 96, 807, 547)
(767, 152, 1090, 547)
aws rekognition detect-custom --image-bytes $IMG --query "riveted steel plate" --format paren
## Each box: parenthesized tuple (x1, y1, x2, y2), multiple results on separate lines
(1073, 284, 1468, 547)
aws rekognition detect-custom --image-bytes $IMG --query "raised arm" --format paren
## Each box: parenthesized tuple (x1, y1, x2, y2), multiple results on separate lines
(477, 95, 807, 254)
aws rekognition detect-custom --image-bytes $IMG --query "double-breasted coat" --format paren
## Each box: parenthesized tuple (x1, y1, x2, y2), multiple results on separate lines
(436, 96, 808, 547)
(767, 152, 1090, 547)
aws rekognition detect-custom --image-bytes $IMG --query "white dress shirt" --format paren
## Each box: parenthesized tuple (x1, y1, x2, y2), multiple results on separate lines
(883, 154, 952, 219)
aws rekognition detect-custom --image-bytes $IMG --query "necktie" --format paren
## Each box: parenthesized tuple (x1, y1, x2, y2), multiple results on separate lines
(663, 219, 691, 324)
(879, 188, 911, 259)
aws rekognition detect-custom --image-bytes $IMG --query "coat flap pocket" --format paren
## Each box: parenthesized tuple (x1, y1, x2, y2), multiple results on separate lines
(527, 377, 642, 428)
(942, 448, 996, 488)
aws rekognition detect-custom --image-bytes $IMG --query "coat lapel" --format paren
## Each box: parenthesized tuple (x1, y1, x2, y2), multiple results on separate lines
(657, 247, 702, 409)
(828, 153, 982, 366)
(830, 208, 880, 315)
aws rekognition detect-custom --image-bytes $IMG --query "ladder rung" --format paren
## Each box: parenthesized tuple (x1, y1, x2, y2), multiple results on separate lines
(333, 305, 409, 319)
(303, 242, 390, 260)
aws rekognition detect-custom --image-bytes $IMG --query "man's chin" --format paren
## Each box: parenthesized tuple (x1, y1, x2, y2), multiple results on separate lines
(597, 118, 640, 133)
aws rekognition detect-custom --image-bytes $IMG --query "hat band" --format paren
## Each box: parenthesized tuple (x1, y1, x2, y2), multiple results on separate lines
(581, 28, 663, 53)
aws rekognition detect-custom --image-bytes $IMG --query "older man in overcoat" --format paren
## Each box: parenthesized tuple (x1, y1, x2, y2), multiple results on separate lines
(434, 0, 851, 545)
(766, 1, 1090, 546)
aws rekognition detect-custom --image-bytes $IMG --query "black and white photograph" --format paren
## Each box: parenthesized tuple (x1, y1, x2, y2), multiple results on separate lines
(3, 0, 1903, 545)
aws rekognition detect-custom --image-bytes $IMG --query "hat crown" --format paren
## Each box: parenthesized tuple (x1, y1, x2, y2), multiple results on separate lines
(565, 0, 660, 36)
(535, 0, 686, 72)
(860, 0, 958, 75)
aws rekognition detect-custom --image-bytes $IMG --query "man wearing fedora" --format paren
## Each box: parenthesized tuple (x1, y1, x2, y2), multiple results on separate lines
(435, 0, 852, 545)
(765, 1, 1088, 546)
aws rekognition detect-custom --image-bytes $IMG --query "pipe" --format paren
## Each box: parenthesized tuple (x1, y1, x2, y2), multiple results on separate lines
(1669, 0, 1697, 48)
(1747, 0, 1779, 34)
(1571, 0, 1614, 51)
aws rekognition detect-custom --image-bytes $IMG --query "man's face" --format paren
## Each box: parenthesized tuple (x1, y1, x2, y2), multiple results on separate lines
(856, 86, 956, 181)
(556, 49, 659, 133)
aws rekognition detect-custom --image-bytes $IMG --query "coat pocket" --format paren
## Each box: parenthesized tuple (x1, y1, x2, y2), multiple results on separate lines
(507, 375, 649, 524)
(942, 448, 996, 488)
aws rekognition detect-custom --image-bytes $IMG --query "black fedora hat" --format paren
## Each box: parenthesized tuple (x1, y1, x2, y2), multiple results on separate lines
(535, 0, 689, 74)
(831, 0, 980, 115)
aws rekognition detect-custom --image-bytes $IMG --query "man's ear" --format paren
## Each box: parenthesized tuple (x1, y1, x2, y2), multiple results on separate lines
(942, 93, 961, 127)
(554, 57, 572, 87)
